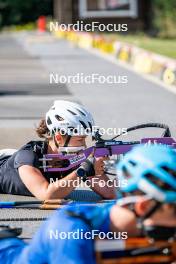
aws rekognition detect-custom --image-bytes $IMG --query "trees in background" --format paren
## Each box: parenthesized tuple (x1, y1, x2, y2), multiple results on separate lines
(153, 0, 176, 38)
(0, 0, 52, 27)
(0, 0, 175, 38)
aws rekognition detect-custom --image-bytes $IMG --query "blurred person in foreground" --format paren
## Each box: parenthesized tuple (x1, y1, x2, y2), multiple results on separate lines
(0, 144, 175, 263)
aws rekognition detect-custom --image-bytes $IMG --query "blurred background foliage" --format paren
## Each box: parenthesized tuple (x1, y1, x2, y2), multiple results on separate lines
(153, 0, 176, 38)
(0, 0, 52, 28)
(0, 0, 175, 38)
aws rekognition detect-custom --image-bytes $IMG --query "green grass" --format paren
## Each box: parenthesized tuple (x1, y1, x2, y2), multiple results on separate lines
(106, 33, 176, 59)
(2, 22, 36, 32)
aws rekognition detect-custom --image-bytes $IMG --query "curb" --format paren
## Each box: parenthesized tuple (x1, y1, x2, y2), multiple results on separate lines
(53, 30, 176, 87)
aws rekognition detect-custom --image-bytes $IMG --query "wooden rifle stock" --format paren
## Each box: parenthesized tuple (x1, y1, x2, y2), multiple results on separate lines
(95, 237, 176, 264)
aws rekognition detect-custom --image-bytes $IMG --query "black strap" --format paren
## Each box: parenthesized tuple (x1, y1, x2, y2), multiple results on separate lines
(64, 135, 72, 147)
(53, 134, 71, 149)
(137, 202, 161, 234)
(141, 202, 161, 220)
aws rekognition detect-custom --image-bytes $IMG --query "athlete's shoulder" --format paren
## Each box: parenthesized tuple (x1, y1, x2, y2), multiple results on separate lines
(13, 140, 47, 169)
(56, 202, 114, 231)
(19, 140, 47, 153)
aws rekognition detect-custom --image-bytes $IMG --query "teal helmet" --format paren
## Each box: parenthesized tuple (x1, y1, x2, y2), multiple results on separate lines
(116, 144, 176, 203)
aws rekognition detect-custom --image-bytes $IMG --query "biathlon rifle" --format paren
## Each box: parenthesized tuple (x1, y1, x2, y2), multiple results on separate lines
(40, 123, 176, 172)
(96, 237, 176, 264)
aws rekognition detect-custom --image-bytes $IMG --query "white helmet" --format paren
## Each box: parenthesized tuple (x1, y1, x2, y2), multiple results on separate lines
(46, 100, 95, 136)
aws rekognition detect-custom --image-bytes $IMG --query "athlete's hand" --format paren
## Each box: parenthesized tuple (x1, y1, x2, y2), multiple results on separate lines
(94, 157, 108, 176)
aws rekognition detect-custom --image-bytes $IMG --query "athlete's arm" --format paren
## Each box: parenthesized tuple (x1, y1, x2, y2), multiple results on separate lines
(18, 165, 80, 200)
(88, 157, 116, 199)
(89, 174, 116, 199)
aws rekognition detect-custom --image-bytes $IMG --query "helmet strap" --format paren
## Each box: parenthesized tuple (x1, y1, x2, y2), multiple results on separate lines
(141, 201, 161, 220)
(64, 135, 71, 147)
(53, 134, 72, 153)
(53, 136, 59, 148)
(137, 202, 176, 240)
(137, 201, 161, 235)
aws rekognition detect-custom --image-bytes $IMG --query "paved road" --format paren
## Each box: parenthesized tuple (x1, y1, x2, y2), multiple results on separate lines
(0, 31, 176, 147)
(0, 31, 176, 239)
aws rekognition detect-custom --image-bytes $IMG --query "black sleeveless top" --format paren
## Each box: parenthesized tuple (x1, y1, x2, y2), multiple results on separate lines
(0, 141, 74, 196)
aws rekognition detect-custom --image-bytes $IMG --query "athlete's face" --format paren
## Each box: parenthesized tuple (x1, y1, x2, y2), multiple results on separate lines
(68, 136, 87, 147)
(140, 202, 176, 227)
(54, 133, 86, 147)
(110, 197, 176, 237)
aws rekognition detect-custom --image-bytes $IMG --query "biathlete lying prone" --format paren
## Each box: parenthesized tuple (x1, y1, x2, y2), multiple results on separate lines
(0, 144, 176, 263)
(0, 100, 116, 200)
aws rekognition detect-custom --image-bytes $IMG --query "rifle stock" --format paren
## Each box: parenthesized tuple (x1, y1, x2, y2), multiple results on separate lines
(95, 238, 176, 264)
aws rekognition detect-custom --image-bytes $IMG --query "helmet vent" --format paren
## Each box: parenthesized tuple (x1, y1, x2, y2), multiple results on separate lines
(161, 166, 176, 178)
(52, 127, 57, 135)
(76, 108, 86, 116)
(129, 160, 136, 166)
(68, 126, 78, 133)
(144, 173, 172, 191)
(88, 122, 92, 132)
(79, 120, 87, 129)
(55, 115, 64, 121)
(47, 117, 52, 125)
(122, 166, 131, 178)
(144, 173, 159, 186)
(67, 109, 77, 115)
